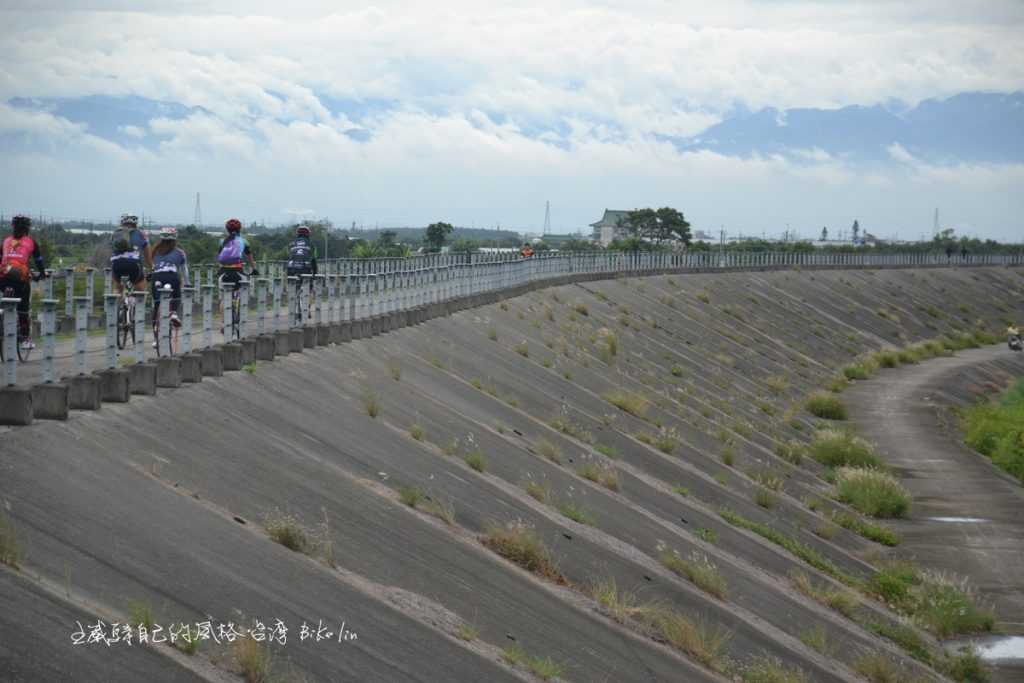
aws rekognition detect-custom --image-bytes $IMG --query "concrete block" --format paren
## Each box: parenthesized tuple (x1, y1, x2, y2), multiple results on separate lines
(68, 374, 101, 410)
(289, 328, 305, 352)
(130, 362, 158, 394)
(221, 342, 243, 371)
(240, 339, 256, 364)
(180, 354, 203, 383)
(95, 368, 131, 402)
(156, 357, 182, 388)
(31, 382, 69, 420)
(255, 335, 276, 360)
(317, 324, 331, 346)
(350, 320, 363, 340)
(0, 386, 32, 426)
(273, 330, 291, 356)
(337, 322, 352, 343)
(369, 316, 381, 336)
(389, 311, 404, 330)
(303, 325, 317, 348)
(200, 348, 223, 377)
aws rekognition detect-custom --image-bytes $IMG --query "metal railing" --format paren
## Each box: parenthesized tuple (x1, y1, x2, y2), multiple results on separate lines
(3, 249, 1022, 388)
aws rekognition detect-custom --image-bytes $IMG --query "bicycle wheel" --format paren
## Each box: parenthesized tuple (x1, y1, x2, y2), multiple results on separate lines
(16, 337, 31, 362)
(117, 300, 131, 349)
(169, 324, 180, 356)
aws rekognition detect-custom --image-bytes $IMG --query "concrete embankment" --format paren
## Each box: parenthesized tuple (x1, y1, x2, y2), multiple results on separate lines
(1, 266, 1022, 682)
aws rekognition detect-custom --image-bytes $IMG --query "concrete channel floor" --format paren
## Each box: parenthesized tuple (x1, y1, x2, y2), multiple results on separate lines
(845, 345, 1024, 682)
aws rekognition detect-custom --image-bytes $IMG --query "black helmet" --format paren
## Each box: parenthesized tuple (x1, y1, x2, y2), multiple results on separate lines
(12, 214, 31, 236)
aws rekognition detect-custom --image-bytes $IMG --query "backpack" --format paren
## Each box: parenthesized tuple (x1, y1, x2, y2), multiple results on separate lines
(110, 227, 134, 255)
(287, 238, 312, 270)
(218, 236, 243, 265)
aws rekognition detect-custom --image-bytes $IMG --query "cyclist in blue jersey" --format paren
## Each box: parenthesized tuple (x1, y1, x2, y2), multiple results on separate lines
(110, 213, 151, 294)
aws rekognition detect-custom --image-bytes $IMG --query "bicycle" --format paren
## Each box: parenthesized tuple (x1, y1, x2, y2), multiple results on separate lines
(116, 276, 136, 350)
(151, 280, 181, 357)
(0, 273, 46, 363)
(220, 271, 252, 341)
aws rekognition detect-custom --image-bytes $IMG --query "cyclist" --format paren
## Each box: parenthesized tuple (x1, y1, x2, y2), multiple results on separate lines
(0, 214, 47, 350)
(110, 213, 151, 294)
(286, 225, 317, 314)
(520, 242, 535, 258)
(217, 218, 258, 287)
(149, 227, 189, 346)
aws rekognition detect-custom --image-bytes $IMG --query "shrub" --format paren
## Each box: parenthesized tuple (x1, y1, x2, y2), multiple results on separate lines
(361, 389, 381, 418)
(409, 423, 425, 441)
(525, 480, 551, 503)
(873, 350, 901, 368)
(869, 562, 994, 638)
(481, 523, 566, 584)
(464, 451, 486, 472)
(943, 645, 991, 683)
(834, 467, 911, 518)
(809, 429, 885, 469)
(775, 440, 805, 466)
(805, 392, 847, 420)
(963, 379, 1024, 482)
(398, 485, 424, 507)
(232, 635, 273, 683)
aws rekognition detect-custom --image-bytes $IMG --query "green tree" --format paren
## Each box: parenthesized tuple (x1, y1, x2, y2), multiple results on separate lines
(424, 222, 454, 252)
(619, 207, 691, 245)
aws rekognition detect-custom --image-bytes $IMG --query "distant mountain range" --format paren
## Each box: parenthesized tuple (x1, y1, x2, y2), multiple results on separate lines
(8, 91, 1023, 164)
(672, 91, 1024, 163)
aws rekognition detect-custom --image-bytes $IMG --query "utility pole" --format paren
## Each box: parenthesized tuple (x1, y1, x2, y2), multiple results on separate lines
(194, 192, 202, 228)
(543, 200, 551, 235)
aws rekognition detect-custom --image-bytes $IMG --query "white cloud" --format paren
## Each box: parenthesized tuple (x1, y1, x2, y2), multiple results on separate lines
(887, 143, 916, 163)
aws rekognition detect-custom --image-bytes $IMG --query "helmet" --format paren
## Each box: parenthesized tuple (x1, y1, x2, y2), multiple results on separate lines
(158, 226, 177, 241)
(225, 218, 242, 233)
(296, 225, 311, 237)
(120, 213, 139, 228)
(11, 214, 31, 234)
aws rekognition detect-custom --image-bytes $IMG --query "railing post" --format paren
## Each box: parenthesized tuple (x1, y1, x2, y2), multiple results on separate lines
(314, 275, 325, 325)
(239, 280, 250, 339)
(202, 284, 214, 349)
(133, 290, 147, 363)
(44, 269, 55, 299)
(325, 274, 335, 325)
(256, 279, 268, 335)
(182, 288, 194, 354)
(2, 298, 20, 386)
(288, 276, 301, 326)
(300, 274, 312, 325)
(158, 287, 171, 355)
(74, 295, 89, 376)
(221, 283, 232, 343)
(272, 276, 282, 333)
(104, 293, 118, 370)
(63, 268, 75, 320)
(85, 268, 96, 315)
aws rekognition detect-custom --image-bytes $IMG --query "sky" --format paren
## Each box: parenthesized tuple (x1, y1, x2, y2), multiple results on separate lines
(1, 0, 1022, 241)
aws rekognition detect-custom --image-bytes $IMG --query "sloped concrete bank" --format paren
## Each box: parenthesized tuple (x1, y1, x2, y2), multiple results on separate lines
(1, 266, 1022, 682)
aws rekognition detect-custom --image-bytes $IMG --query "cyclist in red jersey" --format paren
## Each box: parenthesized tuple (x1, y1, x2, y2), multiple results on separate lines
(0, 215, 48, 349)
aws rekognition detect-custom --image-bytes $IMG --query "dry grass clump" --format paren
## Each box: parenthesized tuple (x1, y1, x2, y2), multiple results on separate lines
(809, 429, 885, 469)
(231, 636, 273, 683)
(660, 550, 728, 599)
(742, 656, 811, 683)
(535, 438, 563, 464)
(603, 390, 650, 418)
(501, 645, 564, 681)
(0, 510, 21, 568)
(577, 462, 620, 491)
(790, 571, 859, 618)
(264, 509, 311, 553)
(481, 522, 567, 584)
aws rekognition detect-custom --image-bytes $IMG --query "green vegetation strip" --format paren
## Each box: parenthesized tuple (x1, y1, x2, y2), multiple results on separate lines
(962, 378, 1024, 482)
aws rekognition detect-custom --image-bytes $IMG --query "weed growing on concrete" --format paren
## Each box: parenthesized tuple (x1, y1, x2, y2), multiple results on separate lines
(487, 327, 498, 341)
(764, 375, 789, 395)
(754, 487, 777, 509)
(501, 646, 564, 681)
(913, 571, 994, 637)
(660, 550, 728, 599)
(831, 511, 899, 546)
(741, 656, 810, 683)
(695, 528, 717, 544)
(809, 430, 884, 469)
(590, 578, 641, 623)
(362, 389, 381, 418)
(577, 462, 620, 491)
(697, 292, 710, 304)
(430, 356, 446, 369)
(0, 510, 21, 568)
(649, 611, 732, 671)
(596, 444, 618, 459)
(534, 438, 562, 464)
(834, 467, 911, 518)
(720, 445, 736, 467)
(862, 619, 931, 663)
(842, 362, 874, 380)
(398, 485, 424, 507)
(854, 652, 916, 683)
(774, 440, 805, 466)
(409, 423, 425, 441)
(455, 623, 479, 642)
(174, 625, 201, 655)
(232, 634, 273, 683)
(549, 413, 595, 444)
(514, 340, 529, 357)
(942, 645, 990, 683)
(128, 601, 156, 631)
(721, 510, 852, 584)
(790, 571, 859, 618)
(557, 500, 593, 525)
(805, 392, 847, 420)
(464, 450, 486, 472)
(264, 510, 310, 553)
(751, 471, 785, 491)
(388, 359, 401, 381)
(604, 390, 649, 417)
(799, 625, 831, 655)
(481, 523, 566, 584)
(671, 364, 685, 377)
(242, 362, 257, 374)
(873, 350, 901, 368)
(673, 485, 689, 496)
(525, 480, 551, 503)
(421, 496, 457, 526)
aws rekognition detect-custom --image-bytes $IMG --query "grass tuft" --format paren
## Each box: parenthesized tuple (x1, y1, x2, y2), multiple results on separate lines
(805, 391, 847, 420)
(809, 429, 885, 469)
(742, 656, 811, 683)
(481, 523, 567, 584)
(463, 450, 486, 472)
(501, 645, 564, 681)
(603, 390, 650, 417)
(535, 438, 563, 464)
(264, 509, 309, 553)
(0, 510, 21, 568)
(660, 550, 728, 599)
(834, 467, 911, 518)
(231, 635, 273, 683)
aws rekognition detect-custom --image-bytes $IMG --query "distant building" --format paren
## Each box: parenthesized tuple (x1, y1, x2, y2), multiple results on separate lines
(589, 209, 630, 246)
